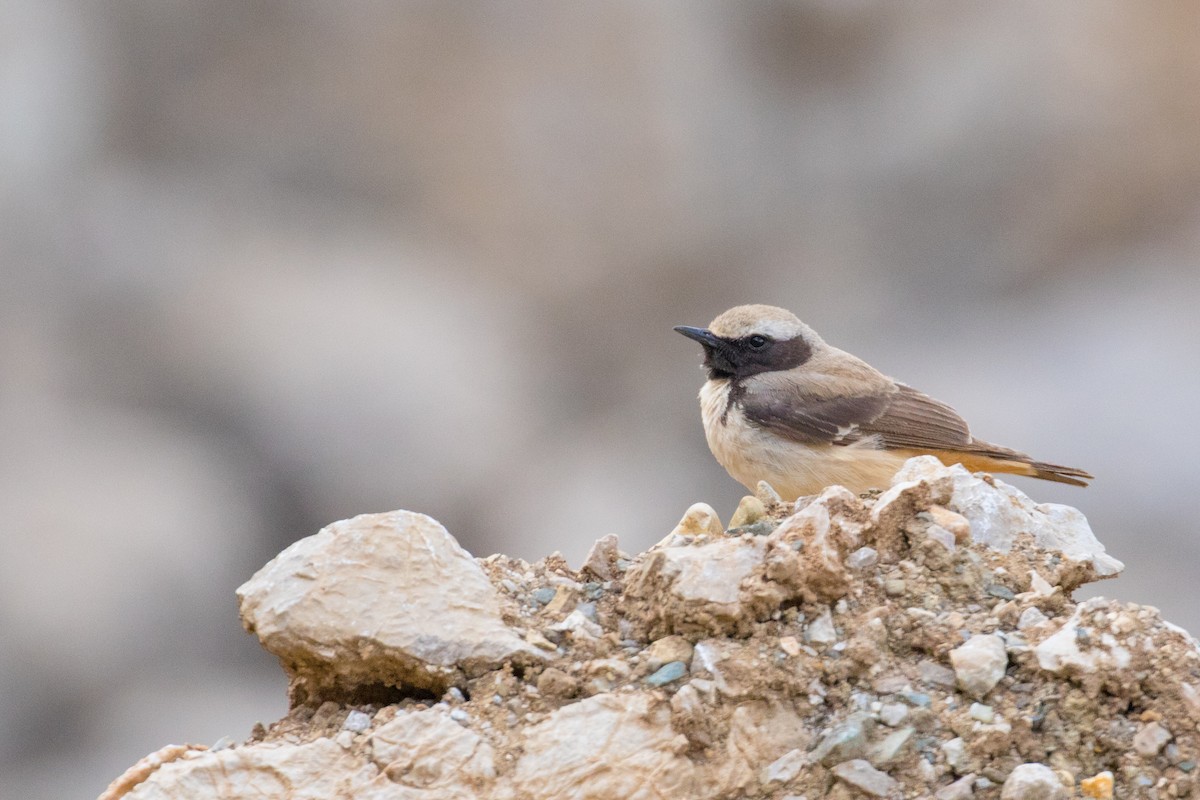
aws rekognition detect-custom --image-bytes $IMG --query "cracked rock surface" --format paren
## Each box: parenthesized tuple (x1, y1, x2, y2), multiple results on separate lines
(103, 457, 1199, 800)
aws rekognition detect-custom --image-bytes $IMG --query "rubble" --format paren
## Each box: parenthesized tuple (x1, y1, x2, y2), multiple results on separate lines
(104, 457, 1200, 800)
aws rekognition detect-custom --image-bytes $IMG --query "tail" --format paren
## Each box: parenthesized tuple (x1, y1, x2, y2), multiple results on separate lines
(918, 444, 1093, 487)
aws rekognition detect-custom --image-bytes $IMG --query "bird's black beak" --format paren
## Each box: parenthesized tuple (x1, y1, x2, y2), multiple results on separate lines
(673, 326, 724, 348)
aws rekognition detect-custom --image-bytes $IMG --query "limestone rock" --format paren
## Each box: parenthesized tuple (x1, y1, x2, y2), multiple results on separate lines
(949, 635, 1008, 699)
(369, 708, 495, 788)
(893, 456, 1123, 579)
(622, 530, 772, 637)
(1034, 598, 1132, 676)
(831, 758, 901, 797)
(1000, 762, 1066, 800)
(510, 692, 700, 799)
(236, 510, 542, 700)
(116, 739, 386, 800)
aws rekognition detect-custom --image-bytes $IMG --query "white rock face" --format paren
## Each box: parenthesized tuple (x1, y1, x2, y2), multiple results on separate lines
(119, 740, 387, 800)
(369, 708, 495, 788)
(236, 510, 542, 697)
(893, 457, 1123, 577)
(949, 635, 1008, 699)
(1034, 599, 1132, 675)
(1000, 762, 1067, 800)
(510, 692, 700, 799)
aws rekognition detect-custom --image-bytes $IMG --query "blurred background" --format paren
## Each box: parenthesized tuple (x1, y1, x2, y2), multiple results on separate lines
(2, 2, 1198, 797)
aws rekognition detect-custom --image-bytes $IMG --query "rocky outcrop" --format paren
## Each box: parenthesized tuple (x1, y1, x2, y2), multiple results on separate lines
(102, 457, 1199, 800)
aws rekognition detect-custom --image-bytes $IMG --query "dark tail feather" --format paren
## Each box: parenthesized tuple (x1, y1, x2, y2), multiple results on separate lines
(1028, 460, 1093, 487)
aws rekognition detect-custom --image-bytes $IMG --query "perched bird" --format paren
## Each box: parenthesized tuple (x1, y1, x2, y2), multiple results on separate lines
(674, 304, 1091, 500)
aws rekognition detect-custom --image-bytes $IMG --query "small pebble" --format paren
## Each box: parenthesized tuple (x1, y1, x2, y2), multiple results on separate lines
(1080, 770, 1114, 799)
(935, 773, 975, 800)
(847, 547, 878, 570)
(831, 759, 899, 797)
(985, 584, 1016, 600)
(531, 587, 556, 606)
(885, 579, 907, 596)
(1000, 762, 1066, 800)
(968, 703, 994, 723)
(446, 687, 466, 703)
(449, 708, 470, 724)
(342, 710, 372, 732)
(1017, 607, 1049, 630)
(878, 703, 909, 727)
(645, 661, 688, 687)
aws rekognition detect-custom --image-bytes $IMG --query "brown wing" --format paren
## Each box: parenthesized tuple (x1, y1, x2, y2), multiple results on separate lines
(857, 383, 973, 450)
(740, 380, 1092, 486)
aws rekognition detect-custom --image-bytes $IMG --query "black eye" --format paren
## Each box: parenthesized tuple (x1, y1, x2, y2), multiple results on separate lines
(748, 335, 768, 349)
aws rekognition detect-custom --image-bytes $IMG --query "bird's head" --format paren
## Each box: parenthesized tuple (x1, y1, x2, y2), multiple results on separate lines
(674, 304, 821, 381)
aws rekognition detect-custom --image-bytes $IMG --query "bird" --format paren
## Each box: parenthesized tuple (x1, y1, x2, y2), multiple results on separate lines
(674, 304, 1091, 501)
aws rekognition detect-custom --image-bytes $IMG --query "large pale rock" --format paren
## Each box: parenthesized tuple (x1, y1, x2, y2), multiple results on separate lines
(510, 692, 701, 800)
(237, 510, 541, 699)
(893, 457, 1123, 578)
(761, 486, 866, 603)
(369, 708, 496, 789)
(1034, 598, 1132, 676)
(621, 531, 769, 637)
(116, 740, 393, 800)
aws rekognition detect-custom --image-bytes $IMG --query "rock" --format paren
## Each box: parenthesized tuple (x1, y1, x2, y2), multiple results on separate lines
(581, 533, 621, 581)
(878, 702, 909, 727)
(867, 726, 914, 767)
(642, 635, 694, 671)
(831, 759, 901, 797)
(804, 606, 838, 645)
(667, 502, 724, 540)
(925, 505, 971, 543)
(1133, 721, 1172, 757)
(536, 667, 580, 699)
(1017, 606, 1049, 630)
(935, 773, 977, 800)
(510, 692, 700, 799)
(370, 707, 495, 787)
(892, 457, 1123, 579)
(967, 703, 994, 723)
(999, 762, 1066, 800)
(1034, 599, 1132, 675)
(236, 511, 542, 700)
(718, 700, 810, 793)
(114, 739, 384, 800)
(762, 486, 864, 603)
(847, 547, 879, 570)
(1080, 770, 1114, 799)
(729, 495, 767, 528)
(621, 534, 769, 637)
(761, 748, 806, 787)
(941, 737, 970, 774)
(99, 744, 208, 800)
(811, 712, 874, 765)
(949, 635, 1008, 699)
(645, 661, 688, 686)
(341, 710, 371, 732)
(547, 609, 603, 640)
(918, 659, 957, 689)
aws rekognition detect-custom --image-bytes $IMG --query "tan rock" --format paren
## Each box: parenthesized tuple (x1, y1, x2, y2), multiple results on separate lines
(369, 708, 495, 789)
(511, 692, 702, 799)
(237, 510, 542, 700)
(621, 535, 768, 637)
(118, 739, 388, 800)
